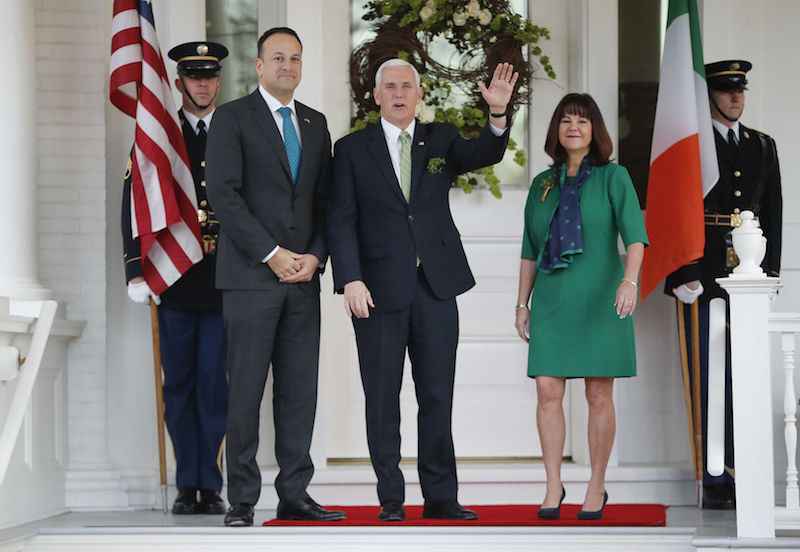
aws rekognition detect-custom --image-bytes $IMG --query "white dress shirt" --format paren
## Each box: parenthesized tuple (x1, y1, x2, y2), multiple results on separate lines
(380, 118, 416, 185)
(258, 86, 303, 263)
(182, 109, 214, 135)
(258, 85, 302, 145)
(712, 118, 740, 144)
(379, 117, 507, 186)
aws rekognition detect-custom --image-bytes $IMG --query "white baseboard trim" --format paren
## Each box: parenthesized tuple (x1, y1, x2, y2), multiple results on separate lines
(117, 462, 695, 510)
(65, 468, 129, 511)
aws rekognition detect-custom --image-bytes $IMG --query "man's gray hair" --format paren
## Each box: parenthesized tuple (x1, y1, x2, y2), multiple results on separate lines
(374, 58, 421, 88)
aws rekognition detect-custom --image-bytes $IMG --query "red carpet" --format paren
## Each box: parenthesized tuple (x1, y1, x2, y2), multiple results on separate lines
(263, 504, 667, 527)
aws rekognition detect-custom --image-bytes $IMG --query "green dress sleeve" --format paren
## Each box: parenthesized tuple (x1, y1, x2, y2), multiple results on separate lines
(609, 165, 649, 247)
(521, 181, 538, 260)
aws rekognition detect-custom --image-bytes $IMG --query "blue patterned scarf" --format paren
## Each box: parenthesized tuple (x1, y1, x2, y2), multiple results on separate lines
(538, 158, 593, 273)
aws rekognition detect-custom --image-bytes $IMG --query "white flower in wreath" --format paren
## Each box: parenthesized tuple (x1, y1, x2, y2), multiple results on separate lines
(418, 103, 436, 123)
(420, 5, 434, 21)
(453, 11, 467, 26)
(478, 9, 492, 25)
(467, 0, 481, 18)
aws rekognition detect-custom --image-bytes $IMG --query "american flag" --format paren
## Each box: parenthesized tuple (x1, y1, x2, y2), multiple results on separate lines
(109, 0, 202, 294)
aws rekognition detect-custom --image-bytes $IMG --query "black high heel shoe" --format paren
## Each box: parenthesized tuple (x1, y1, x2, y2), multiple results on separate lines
(537, 485, 566, 520)
(577, 490, 608, 521)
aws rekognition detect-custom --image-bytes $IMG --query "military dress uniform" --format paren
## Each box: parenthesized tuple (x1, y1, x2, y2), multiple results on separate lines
(666, 60, 782, 508)
(121, 41, 229, 515)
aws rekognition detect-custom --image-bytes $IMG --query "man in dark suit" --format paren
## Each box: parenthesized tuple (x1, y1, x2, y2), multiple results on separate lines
(122, 41, 229, 516)
(666, 59, 782, 509)
(205, 27, 344, 527)
(327, 59, 517, 522)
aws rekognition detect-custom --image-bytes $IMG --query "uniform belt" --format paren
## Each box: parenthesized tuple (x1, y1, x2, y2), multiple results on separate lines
(704, 213, 743, 228)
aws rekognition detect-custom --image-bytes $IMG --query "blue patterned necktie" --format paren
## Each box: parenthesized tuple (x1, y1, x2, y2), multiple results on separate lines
(277, 106, 301, 183)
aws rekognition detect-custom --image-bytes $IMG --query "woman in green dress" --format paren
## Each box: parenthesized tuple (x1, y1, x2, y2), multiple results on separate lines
(514, 93, 648, 520)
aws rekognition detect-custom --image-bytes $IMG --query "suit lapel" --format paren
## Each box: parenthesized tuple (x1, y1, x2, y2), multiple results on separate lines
(410, 122, 427, 204)
(294, 102, 319, 195)
(366, 124, 407, 205)
(247, 90, 293, 187)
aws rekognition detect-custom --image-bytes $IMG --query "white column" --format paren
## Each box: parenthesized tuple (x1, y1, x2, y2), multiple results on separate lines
(0, 1, 49, 300)
(718, 276, 781, 538)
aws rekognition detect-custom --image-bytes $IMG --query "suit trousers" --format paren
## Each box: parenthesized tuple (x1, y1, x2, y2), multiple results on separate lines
(157, 306, 227, 492)
(223, 284, 320, 506)
(352, 268, 460, 506)
(680, 298, 735, 488)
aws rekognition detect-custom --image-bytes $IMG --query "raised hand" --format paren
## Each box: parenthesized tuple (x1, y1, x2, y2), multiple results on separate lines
(478, 62, 519, 112)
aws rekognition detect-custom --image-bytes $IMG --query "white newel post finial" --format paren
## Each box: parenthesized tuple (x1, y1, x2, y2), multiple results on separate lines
(730, 210, 767, 278)
(718, 213, 780, 538)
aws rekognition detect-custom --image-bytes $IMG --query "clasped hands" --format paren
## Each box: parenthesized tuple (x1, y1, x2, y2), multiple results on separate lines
(267, 247, 319, 283)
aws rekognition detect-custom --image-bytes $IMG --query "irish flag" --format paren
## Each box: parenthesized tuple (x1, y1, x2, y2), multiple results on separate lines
(641, 0, 718, 298)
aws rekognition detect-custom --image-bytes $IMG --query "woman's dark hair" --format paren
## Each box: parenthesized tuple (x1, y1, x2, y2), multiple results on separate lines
(544, 93, 613, 166)
(257, 27, 303, 57)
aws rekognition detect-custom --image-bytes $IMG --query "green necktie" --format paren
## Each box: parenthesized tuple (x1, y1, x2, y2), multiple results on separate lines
(398, 131, 412, 202)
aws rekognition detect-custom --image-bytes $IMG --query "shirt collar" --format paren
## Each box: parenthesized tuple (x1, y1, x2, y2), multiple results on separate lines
(181, 109, 214, 135)
(259, 85, 296, 116)
(712, 118, 740, 143)
(381, 117, 416, 144)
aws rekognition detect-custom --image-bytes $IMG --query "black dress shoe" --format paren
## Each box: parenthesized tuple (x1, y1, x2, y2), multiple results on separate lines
(198, 490, 226, 515)
(702, 485, 736, 510)
(422, 501, 478, 520)
(276, 498, 347, 521)
(577, 491, 608, 521)
(378, 502, 405, 522)
(171, 489, 198, 515)
(224, 503, 254, 527)
(538, 485, 566, 520)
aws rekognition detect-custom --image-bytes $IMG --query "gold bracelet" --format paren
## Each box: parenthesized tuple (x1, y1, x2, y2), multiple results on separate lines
(621, 279, 638, 288)
(515, 303, 529, 310)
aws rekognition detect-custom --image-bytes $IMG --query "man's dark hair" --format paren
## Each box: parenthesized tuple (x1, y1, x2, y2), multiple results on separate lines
(257, 27, 303, 57)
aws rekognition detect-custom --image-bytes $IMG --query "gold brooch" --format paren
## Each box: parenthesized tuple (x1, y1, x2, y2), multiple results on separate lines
(540, 178, 554, 202)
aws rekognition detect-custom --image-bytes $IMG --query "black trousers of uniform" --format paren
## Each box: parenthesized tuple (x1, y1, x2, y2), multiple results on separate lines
(223, 284, 320, 506)
(680, 298, 735, 489)
(352, 268, 460, 506)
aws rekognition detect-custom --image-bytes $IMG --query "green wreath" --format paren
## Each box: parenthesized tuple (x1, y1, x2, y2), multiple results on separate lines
(350, 0, 555, 198)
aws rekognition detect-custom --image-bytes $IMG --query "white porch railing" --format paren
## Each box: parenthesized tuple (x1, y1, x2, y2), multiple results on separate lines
(769, 313, 800, 529)
(0, 299, 58, 484)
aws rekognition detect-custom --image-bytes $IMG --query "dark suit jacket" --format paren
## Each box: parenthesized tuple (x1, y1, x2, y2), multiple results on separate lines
(328, 121, 509, 312)
(665, 123, 782, 299)
(121, 111, 222, 312)
(206, 90, 330, 290)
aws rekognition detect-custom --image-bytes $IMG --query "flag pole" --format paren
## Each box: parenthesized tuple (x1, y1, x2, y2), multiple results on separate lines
(149, 300, 169, 514)
(690, 301, 704, 506)
(676, 301, 699, 482)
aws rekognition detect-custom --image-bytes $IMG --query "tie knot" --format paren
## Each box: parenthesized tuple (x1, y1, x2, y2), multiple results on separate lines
(727, 128, 737, 144)
(399, 131, 411, 144)
(196, 119, 206, 132)
(278, 106, 293, 120)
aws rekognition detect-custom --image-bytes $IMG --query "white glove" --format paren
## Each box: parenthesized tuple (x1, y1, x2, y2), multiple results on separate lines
(673, 282, 703, 304)
(127, 280, 160, 305)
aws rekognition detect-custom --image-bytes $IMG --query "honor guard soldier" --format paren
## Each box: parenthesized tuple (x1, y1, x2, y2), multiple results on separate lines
(121, 41, 230, 515)
(666, 60, 782, 509)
